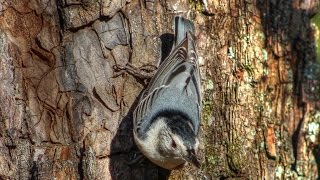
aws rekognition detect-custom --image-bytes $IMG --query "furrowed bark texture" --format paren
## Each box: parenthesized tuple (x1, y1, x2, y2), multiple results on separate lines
(0, 0, 319, 179)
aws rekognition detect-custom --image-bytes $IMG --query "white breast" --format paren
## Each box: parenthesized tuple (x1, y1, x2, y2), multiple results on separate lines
(133, 118, 186, 170)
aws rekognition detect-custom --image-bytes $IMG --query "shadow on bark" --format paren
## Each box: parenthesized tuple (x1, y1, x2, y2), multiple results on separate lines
(159, 33, 174, 63)
(257, 0, 319, 177)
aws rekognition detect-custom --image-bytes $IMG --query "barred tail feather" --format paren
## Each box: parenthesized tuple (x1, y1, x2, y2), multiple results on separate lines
(174, 16, 195, 47)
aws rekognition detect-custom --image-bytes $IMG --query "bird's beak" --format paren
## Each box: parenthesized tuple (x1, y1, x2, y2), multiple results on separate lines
(186, 150, 201, 168)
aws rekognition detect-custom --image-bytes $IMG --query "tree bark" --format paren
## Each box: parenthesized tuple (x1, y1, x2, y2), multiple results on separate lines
(0, 0, 319, 179)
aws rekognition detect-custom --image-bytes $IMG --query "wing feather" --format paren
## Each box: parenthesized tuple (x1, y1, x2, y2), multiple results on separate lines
(133, 17, 201, 137)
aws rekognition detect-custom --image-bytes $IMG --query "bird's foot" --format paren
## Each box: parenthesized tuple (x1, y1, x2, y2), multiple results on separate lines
(126, 152, 145, 166)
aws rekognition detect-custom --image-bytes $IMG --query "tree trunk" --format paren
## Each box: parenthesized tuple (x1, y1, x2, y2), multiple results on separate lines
(0, 0, 319, 179)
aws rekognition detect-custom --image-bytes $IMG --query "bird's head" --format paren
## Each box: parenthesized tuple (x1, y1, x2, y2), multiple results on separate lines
(157, 116, 201, 168)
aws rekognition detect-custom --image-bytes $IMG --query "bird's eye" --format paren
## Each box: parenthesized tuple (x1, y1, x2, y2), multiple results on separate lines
(171, 139, 177, 148)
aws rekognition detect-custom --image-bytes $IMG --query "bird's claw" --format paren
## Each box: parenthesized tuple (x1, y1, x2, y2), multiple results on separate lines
(126, 153, 145, 166)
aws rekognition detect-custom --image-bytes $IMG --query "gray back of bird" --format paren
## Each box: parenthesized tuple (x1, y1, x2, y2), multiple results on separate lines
(133, 16, 201, 140)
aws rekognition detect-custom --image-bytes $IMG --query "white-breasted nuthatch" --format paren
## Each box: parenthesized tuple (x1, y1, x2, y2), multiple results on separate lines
(133, 16, 201, 170)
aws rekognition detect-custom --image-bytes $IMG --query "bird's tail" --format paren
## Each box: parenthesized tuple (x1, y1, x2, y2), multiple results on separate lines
(174, 16, 195, 46)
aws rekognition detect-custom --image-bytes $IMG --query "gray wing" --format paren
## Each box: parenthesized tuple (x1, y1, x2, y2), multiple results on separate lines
(141, 33, 200, 101)
(133, 17, 201, 136)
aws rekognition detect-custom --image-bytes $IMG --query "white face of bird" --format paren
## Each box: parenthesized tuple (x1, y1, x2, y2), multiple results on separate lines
(169, 133, 188, 157)
(171, 134, 200, 168)
(157, 124, 185, 157)
(158, 126, 200, 168)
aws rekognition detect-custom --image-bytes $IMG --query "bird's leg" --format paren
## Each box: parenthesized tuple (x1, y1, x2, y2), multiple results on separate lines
(126, 151, 145, 166)
(113, 63, 157, 80)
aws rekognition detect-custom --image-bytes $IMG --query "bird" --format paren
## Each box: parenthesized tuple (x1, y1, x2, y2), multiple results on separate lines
(132, 16, 202, 170)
